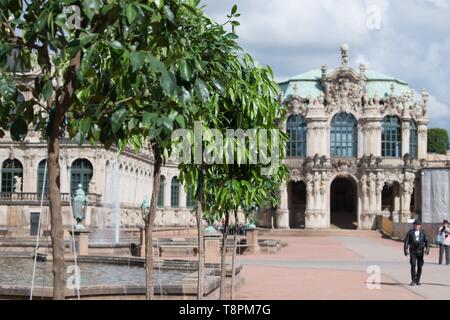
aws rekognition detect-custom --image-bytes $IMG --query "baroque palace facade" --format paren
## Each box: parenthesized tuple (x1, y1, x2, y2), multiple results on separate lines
(257, 45, 429, 230)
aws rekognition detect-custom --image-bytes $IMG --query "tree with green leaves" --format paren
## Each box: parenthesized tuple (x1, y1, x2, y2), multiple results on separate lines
(428, 128, 449, 154)
(178, 52, 288, 299)
(71, 1, 254, 300)
(0, 0, 243, 300)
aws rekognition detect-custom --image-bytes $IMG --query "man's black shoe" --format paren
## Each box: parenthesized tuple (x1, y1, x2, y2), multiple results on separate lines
(415, 280, 421, 286)
(409, 281, 415, 286)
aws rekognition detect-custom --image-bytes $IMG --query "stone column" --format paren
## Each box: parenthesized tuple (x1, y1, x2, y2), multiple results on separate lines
(180, 185, 187, 209)
(21, 154, 33, 193)
(306, 121, 328, 157)
(401, 121, 411, 157)
(305, 174, 314, 212)
(376, 173, 384, 216)
(368, 173, 376, 213)
(361, 175, 368, 212)
(275, 182, 289, 229)
(245, 229, 260, 255)
(417, 120, 428, 160)
(164, 175, 172, 208)
(366, 123, 382, 157)
(204, 235, 221, 263)
(361, 120, 382, 157)
(69, 230, 90, 255)
(60, 156, 70, 194)
(400, 172, 415, 222)
(358, 125, 364, 158)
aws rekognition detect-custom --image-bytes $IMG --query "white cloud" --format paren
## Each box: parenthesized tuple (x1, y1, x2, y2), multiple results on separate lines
(428, 95, 450, 119)
(204, 0, 450, 131)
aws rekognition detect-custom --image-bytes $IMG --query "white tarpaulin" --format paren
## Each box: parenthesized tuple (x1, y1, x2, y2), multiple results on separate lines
(422, 169, 450, 223)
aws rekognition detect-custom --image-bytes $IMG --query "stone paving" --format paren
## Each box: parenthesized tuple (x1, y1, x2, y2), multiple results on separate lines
(235, 230, 450, 300)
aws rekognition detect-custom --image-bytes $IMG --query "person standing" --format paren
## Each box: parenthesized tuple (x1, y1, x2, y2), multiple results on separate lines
(404, 220, 430, 286)
(438, 220, 450, 265)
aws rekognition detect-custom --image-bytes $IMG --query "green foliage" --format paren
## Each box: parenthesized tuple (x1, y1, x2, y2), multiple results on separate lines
(428, 128, 449, 154)
(178, 6, 288, 224)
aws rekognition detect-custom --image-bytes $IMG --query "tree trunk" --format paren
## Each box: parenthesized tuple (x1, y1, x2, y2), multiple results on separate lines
(145, 142, 162, 300)
(230, 209, 238, 300)
(196, 169, 205, 300)
(46, 50, 81, 300)
(48, 131, 65, 300)
(219, 211, 230, 300)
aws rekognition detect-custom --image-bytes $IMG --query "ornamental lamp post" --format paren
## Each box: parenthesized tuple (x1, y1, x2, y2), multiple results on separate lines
(140, 196, 151, 226)
(72, 184, 87, 230)
(138, 196, 151, 257)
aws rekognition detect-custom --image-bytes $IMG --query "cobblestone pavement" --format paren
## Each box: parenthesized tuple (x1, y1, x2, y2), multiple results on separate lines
(235, 230, 450, 300)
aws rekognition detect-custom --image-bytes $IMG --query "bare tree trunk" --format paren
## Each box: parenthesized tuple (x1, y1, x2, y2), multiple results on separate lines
(48, 131, 65, 300)
(230, 209, 238, 300)
(145, 142, 162, 300)
(219, 211, 230, 300)
(196, 169, 205, 300)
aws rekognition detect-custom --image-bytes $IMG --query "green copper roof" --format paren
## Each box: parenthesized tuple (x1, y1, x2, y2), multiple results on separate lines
(280, 68, 411, 99)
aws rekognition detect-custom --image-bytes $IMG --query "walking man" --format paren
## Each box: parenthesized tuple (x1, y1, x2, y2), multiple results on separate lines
(404, 220, 430, 286)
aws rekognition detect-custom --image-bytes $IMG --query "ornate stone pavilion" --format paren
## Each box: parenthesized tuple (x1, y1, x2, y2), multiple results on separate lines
(0, 62, 196, 237)
(258, 45, 429, 230)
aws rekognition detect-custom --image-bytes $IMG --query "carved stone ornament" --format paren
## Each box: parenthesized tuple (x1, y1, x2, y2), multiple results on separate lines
(289, 169, 303, 183)
(288, 96, 306, 115)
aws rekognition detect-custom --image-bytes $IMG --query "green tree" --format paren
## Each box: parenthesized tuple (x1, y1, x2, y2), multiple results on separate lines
(68, 1, 250, 300)
(0, 0, 235, 300)
(428, 128, 449, 154)
(179, 52, 288, 299)
(0, 0, 125, 299)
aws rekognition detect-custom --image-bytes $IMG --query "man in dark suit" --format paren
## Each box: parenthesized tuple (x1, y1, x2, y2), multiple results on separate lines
(404, 220, 430, 286)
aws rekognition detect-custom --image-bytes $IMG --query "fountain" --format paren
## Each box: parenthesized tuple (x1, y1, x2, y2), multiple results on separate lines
(101, 160, 121, 244)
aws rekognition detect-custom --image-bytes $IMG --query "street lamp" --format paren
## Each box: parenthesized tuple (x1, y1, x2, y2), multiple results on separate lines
(72, 184, 87, 230)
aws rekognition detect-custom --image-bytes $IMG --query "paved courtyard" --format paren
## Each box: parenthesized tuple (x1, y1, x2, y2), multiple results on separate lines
(235, 230, 450, 300)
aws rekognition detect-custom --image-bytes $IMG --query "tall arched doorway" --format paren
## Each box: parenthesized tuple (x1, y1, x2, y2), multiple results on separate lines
(330, 177, 357, 229)
(288, 181, 306, 229)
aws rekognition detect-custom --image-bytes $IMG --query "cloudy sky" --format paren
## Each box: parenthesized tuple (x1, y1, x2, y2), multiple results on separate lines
(203, 0, 450, 131)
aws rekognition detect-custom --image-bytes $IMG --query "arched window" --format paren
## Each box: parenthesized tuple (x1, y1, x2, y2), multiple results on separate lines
(171, 177, 180, 208)
(186, 188, 195, 209)
(70, 159, 93, 195)
(157, 176, 165, 208)
(410, 121, 418, 160)
(37, 159, 48, 194)
(287, 115, 307, 157)
(382, 116, 402, 158)
(330, 113, 358, 157)
(1, 159, 23, 192)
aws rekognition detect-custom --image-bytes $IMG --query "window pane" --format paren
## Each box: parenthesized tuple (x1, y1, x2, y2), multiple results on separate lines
(287, 115, 307, 157)
(382, 116, 401, 157)
(171, 177, 180, 208)
(330, 113, 357, 157)
(158, 177, 165, 208)
(1, 159, 23, 193)
(70, 159, 93, 195)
